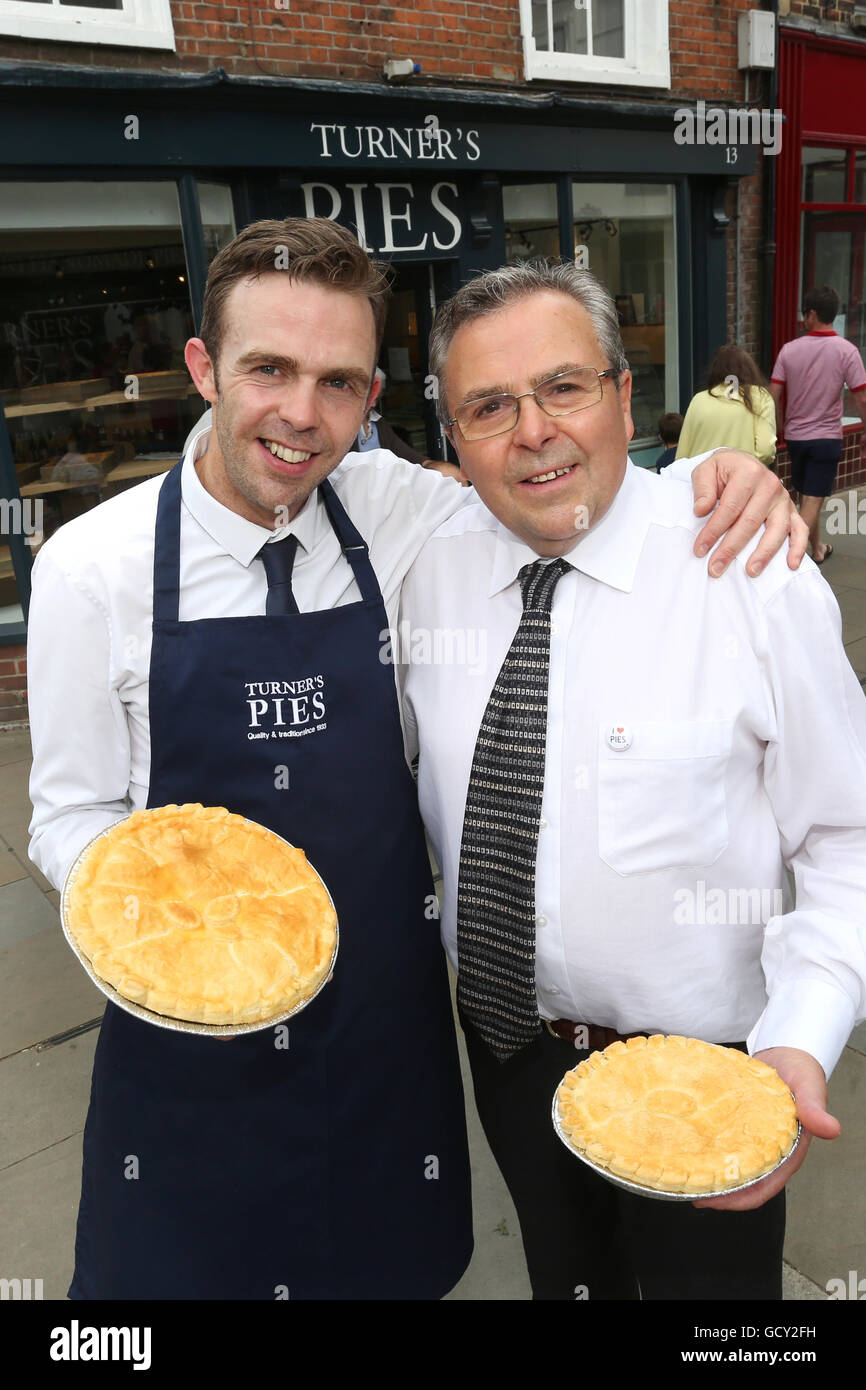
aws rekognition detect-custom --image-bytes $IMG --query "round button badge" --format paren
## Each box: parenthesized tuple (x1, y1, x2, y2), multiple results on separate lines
(606, 725, 632, 751)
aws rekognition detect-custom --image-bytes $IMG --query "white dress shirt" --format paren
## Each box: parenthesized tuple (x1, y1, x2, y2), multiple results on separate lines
(399, 461, 866, 1078)
(27, 427, 471, 891)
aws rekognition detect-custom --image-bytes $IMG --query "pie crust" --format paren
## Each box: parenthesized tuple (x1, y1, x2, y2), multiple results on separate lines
(555, 1034, 798, 1195)
(64, 803, 337, 1026)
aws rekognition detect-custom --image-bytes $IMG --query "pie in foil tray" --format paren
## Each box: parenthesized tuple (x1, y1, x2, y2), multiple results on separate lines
(61, 803, 338, 1033)
(554, 1034, 799, 1199)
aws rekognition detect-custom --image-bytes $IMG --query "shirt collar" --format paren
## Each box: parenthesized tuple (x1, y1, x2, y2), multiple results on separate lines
(180, 423, 322, 567)
(488, 460, 650, 598)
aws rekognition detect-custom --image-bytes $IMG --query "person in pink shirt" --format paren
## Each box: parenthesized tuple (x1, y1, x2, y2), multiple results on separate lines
(770, 285, 866, 563)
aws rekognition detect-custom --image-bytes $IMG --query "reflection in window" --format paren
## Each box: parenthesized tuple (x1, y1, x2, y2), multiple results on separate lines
(503, 184, 560, 264)
(531, 0, 623, 57)
(801, 211, 866, 363)
(802, 147, 847, 204)
(572, 182, 677, 444)
(0, 181, 202, 584)
(199, 183, 236, 261)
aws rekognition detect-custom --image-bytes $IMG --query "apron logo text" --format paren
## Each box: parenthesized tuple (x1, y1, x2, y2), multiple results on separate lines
(246, 676, 327, 739)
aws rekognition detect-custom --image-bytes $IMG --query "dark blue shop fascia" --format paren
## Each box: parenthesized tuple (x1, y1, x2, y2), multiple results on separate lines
(0, 62, 757, 638)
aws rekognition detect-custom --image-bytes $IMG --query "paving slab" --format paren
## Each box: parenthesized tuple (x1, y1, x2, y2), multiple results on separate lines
(0, 925, 104, 1059)
(0, 875, 62, 951)
(843, 635, 866, 678)
(783, 1264, 826, 1300)
(0, 756, 35, 840)
(0, 728, 32, 767)
(0, 839, 26, 888)
(782, 1045, 865, 1295)
(1, 824, 53, 894)
(0, 1030, 97, 1171)
(820, 553, 866, 591)
(0, 1132, 82, 1301)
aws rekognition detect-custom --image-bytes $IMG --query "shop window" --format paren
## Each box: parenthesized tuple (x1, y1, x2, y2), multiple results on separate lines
(199, 184, 237, 260)
(503, 184, 560, 263)
(520, 0, 669, 89)
(801, 147, 847, 204)
(572, 182, 678, 447)
(0, 181, 203, 619)
(799, 141, 866, 410)
(800, 211, 866, 405)
(0, 0, 174, 50)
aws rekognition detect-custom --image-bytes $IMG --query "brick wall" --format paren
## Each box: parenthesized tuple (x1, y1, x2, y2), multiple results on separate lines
(775, 423, 866, 492)
(724, 165, 766, 368)
(782, 0, 858, 19)
(0, 645, 27, 726)
(0, 0, 775, 100)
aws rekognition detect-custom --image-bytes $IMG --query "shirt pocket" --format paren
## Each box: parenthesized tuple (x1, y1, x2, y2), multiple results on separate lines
(597, 720, 733, 876)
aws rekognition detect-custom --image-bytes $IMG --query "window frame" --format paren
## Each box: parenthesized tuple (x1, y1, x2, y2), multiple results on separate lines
(518, 0, 670, 89)
(0, 0, 176, 51)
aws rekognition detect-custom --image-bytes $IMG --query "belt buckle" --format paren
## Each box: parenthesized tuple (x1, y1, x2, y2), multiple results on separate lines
(545, 1018, 590, 1049)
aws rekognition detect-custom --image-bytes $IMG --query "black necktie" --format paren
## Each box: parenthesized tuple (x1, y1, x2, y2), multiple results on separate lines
(455, 556, 573, 1062)
(259, 534, 300, 615)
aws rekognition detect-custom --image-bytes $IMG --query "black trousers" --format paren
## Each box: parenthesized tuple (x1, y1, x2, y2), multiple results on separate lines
(462, 1015, 786, 1301)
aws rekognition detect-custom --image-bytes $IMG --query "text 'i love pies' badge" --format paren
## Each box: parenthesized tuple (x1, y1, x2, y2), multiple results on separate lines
(606, 725, 632, 751)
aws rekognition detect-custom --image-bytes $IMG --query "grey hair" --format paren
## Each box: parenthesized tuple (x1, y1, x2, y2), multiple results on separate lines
(428, 259, 630, 427)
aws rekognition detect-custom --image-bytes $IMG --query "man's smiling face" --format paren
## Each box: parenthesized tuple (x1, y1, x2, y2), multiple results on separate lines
(442, 290, 634, 556)
(185, 274, 379, 527)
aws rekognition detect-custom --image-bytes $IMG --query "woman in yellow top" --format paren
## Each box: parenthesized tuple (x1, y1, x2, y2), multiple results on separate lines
(676, 345, 777, 468)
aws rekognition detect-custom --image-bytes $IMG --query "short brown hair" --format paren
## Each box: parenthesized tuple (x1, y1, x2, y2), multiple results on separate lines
(657, 412, 683, 444)
(199, 217, 392, 369)
(803, 285, 840, 325)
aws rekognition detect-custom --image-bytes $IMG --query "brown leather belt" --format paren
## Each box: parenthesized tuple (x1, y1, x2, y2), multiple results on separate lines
(545, 1020, 747, 1053)
(545, 1019, 651, 1051)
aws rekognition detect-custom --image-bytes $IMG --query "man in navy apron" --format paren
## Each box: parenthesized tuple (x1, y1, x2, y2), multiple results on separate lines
(27, 219, 804, 1299)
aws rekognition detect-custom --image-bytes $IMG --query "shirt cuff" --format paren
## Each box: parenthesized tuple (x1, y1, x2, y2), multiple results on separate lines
(747, 978, 857, 1080)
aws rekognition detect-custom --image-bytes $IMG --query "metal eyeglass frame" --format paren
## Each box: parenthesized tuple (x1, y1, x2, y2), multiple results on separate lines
(448, 367, 620, 440)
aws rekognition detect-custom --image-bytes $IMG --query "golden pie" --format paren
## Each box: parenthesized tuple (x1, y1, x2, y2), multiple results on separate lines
(64, 803, 337, 1026)
(555, 1034, 798, 1195)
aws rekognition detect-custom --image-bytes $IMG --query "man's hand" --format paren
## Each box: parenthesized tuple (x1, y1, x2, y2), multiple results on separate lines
(690, 449, 808, 577)
(693, 1047, 840, 1212)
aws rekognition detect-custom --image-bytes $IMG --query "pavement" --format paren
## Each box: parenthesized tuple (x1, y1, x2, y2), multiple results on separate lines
(2, 490, 866, 1302)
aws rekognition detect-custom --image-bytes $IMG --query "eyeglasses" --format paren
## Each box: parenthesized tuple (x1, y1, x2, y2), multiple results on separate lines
(450, 367, 619, 441)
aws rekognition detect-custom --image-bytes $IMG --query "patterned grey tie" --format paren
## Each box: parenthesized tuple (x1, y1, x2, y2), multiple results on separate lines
(456, 556, 573, 1062)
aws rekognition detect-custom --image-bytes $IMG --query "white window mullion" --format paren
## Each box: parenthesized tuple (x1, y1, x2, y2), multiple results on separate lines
(519, 0, 669, 90)
(0, 0, 175, 50)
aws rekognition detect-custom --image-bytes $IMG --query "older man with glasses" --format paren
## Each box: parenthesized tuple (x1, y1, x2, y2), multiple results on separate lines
(398, 261, 866, 1301)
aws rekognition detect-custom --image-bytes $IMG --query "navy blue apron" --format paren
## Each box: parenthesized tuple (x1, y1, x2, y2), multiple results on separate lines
(69, 463, 472, 1300)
